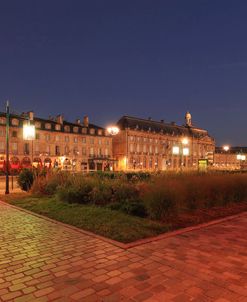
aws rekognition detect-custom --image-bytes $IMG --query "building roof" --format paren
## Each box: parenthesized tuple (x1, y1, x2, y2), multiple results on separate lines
(117, 115, 213, 139)
(215, 146, 247, 154)
(0, 112, 106, 135)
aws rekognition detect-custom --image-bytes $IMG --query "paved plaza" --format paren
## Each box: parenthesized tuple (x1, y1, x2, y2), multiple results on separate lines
(0, 201, 247, 302)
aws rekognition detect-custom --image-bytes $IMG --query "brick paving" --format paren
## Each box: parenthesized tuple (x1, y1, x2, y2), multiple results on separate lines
(0, 202, 247, 302)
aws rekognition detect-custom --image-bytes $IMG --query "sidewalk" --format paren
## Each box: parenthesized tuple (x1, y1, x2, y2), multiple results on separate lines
(0, 201, 247, 301)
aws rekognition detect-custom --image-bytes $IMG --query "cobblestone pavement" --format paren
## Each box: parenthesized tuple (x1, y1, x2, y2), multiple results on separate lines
(0, 202, 247, 302)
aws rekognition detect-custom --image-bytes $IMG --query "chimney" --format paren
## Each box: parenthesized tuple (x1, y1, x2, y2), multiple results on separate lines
(160, 119, 164, 123)
(56, 115, 63, 124)
(28, 111, 34, 121)
(83, 116, 89, 127)
(76, 119, 81, 125)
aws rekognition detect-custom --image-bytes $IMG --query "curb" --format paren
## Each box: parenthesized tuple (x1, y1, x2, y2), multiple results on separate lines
(1, 200, 246, 250)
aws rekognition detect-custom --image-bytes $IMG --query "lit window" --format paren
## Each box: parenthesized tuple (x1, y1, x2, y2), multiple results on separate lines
(82, 147, 86, 155)
(45, 134, 50, 141)
(12, 143, 18, 154)
(0, 117, 6, 124)
(12, 131, 18, 138)
(0, 142, 5, 153)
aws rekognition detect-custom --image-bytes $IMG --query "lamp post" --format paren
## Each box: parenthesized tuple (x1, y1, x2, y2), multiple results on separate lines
(106, 125, 119, 171)
(172, 137, 190, 171)
(223, 145, 230, 168)
(23, 120, 35, 166)
(5, 101, 10, 195)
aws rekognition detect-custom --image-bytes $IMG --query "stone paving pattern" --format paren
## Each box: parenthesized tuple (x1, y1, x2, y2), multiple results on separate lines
(0, 202, 247, 302)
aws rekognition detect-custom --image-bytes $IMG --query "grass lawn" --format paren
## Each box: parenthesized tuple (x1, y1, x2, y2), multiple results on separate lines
(2, 193, 170, 243)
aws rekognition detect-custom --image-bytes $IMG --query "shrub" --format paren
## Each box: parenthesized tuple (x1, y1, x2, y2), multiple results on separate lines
(108, 201, 147, 217)
(56, 178, 94, 204)
(142, 183, 178, 221)
(89, 180, 113, 205)
(31, 171, 71, 195)
(17, 169, 34, 191)
(112, 182, 139, 203)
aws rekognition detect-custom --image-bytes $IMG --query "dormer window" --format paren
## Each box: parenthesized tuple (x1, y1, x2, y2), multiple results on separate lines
(12, 118, 19, 126)
(45, 123, 51, 130)
(73, 127, 78, 133)
(82, 128, 87, 134)
(35, 121, 41, 128)
(64, 125, 70, 132)
(55, 124, 61, 131)
(90, 128, 95, 135)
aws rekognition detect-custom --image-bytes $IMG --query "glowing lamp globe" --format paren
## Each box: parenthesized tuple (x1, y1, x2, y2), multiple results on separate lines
(23, 124, 35, 140)
(107, 126, 119, 136)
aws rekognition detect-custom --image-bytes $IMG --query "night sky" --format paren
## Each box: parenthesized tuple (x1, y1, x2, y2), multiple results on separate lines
(0, 1, 246, 146)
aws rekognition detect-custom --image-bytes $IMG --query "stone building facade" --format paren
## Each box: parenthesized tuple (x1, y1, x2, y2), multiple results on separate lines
(112, 113, 215, 171)
(214, 147, 247, 170)
(0, 111, 113, 172)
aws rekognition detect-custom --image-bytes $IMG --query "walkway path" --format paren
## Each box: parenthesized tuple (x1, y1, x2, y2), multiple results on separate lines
(0, 201, 247, 302)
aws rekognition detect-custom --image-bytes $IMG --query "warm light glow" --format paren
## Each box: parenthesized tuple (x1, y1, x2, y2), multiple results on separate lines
(107, 126, 119, 135)
(182, 137, 189, 145)
(237, 154, 246, 161)
(183, 147, 189, 156)
(23, 124, 35, 140)
(223, 145, 230, 152)
(172, 146, 179, 155)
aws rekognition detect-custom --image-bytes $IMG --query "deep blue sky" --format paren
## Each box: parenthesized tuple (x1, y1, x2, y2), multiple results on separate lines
(0, 1, 247, 145)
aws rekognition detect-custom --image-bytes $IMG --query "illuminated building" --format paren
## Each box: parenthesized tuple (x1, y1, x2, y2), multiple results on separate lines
(112, 112, 215, 171)
(0, 111, 113, 172)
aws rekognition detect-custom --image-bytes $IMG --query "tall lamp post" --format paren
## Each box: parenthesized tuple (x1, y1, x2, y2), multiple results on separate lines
(223, 145, 230, 168)
(23, 120, 35, 166)
(172, 137, 190, 171)
(107, 126, 119, 171)
(5, 101, 10, 195)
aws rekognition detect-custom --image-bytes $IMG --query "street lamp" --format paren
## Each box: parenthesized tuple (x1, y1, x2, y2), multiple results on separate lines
(223, 145, 230, 152)
(172, 137, 190, 170)
(23, 121, 35, 165)
(222, 145, 230, 167)
(106, 126, 120, 171)
(5, 101, 10, 194)
(107, 126, 119, 136)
